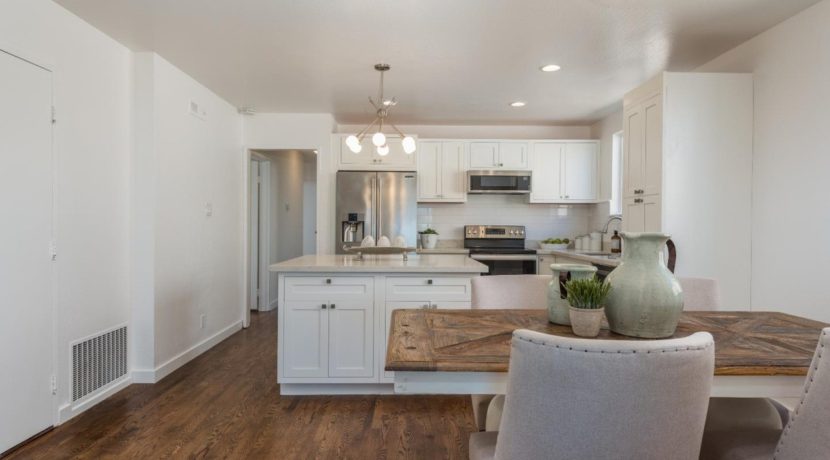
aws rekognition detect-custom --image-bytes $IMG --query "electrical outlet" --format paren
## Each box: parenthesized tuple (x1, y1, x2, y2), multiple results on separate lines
(200, 314, 206, 329)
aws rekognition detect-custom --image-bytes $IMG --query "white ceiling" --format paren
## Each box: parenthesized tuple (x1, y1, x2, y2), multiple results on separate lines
(57, 0, 818, 125)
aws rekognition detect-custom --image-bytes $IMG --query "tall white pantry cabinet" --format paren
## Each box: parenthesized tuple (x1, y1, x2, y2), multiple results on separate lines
(622, 72, 753, 307)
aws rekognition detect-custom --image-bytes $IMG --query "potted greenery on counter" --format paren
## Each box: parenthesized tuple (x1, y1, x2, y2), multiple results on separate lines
(565, 277, 612, 337)
(419, 228, 439, 249)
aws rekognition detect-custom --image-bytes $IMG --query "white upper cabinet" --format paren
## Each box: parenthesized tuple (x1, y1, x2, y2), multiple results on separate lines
(624, 93, 662, 198)
(562, 142, 598, 200)
(469, 141, 529, 169)
(469, 142, 499, 168)
(530, 140, 598, 203)
(529, 142, 563, 202)
(499, 142, 529, 169)
(418, 140, 467, 202)
(336, 134, 417, 171)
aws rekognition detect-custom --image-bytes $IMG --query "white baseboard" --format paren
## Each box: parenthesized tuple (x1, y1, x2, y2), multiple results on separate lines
(280, 383, 394, 395)
(58, 376, 132, 424)
(132, 320, 243, 384)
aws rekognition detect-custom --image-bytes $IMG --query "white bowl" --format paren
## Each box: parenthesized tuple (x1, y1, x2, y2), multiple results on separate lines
(376, 236, 391, 247)
(360, 236, 376, 247)
(540, 243, 569, 250)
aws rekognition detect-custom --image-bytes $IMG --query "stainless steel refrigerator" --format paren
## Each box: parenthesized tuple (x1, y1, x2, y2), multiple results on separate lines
(335, 171, 417, 254)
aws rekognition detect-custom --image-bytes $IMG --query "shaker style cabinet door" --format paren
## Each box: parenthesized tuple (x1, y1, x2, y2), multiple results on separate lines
(641, 94, 663, 197)
(283, 301, 329, 378)
(562, 142, 598, 200)
(469, 142, 499, 168)
(417, 141, 441, 200)
(498, 142, 529, 169)
(624, 105, 645, 198)
(439, 141, 467, 201)
(530, 142, 563, 202)
(328, 300, 374, 378)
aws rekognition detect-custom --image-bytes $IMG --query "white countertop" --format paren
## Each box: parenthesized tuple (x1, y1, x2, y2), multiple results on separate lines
(416, 248, 470, 255)
(535, 248, 621, 267)
(269, 254, 489, 273)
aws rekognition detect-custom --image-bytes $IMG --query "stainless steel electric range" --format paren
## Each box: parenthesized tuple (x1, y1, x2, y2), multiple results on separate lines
(464, 225, 537, 275)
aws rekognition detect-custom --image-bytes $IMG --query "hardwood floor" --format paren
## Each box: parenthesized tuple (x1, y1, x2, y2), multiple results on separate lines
(8, 311, 476, 459)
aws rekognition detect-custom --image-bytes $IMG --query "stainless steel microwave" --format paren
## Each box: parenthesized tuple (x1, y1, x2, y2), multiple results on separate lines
(467, 170, 531, 194)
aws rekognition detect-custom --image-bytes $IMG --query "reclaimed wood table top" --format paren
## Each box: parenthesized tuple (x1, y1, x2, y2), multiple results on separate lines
(385, 309, 828, 376)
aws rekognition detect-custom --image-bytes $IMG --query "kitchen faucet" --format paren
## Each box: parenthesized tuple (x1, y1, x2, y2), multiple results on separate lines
(601, 215, 622, 234)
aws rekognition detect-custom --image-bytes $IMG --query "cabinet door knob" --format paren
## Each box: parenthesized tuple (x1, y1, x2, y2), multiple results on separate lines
(427, 279, 433, 285)
(322, 304, 327, 309)
(326, 279, 332, 284)
(331, 304, 336, 309)
(422, 304, 430, 309)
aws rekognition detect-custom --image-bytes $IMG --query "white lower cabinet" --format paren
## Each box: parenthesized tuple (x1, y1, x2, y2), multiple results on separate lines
(280, 276, 374, 380)
(279, 274, 474, 389)
(328, 300, 374, 378)
(283, 301, 329, 378)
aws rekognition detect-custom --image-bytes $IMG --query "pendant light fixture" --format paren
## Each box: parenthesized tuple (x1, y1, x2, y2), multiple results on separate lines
(345, 64, 416, 156)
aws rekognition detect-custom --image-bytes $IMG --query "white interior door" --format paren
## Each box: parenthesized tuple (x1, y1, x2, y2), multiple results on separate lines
(0, 50, 55, 453)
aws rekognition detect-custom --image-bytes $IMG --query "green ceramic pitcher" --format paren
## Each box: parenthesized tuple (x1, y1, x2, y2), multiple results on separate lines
(547, 264, 598, 325)
(604, 232, 684, 338)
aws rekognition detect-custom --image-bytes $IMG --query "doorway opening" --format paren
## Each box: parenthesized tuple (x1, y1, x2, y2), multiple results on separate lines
(248, 149, 317, 312)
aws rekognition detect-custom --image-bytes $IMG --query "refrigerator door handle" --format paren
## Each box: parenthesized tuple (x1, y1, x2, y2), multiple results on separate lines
(370, 176, 378, 239)
(376, 177, 382, 238)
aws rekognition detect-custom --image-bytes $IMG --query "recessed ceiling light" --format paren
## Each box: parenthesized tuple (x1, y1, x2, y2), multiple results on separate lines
(510, 101, 526, 108)
(540, 64, 561, 72)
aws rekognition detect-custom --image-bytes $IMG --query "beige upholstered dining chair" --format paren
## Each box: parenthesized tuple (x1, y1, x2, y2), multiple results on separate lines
(700, 327, 830, 460)
(678, 277, 722, 311)
(469, 275, 552, 431)
(469, 329, 715, 460)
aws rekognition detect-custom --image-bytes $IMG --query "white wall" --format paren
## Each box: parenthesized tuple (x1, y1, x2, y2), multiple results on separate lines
(244, 113, 336, 253)
(0, 0, 132, 421)
(336, 123, 592, 140)
(302, 156, 318, 255)
(132, 53, 244, 378)
(697, 0, 830, 321)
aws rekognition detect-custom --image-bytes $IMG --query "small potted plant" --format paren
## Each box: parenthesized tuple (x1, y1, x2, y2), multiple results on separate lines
(565, 277, 612, 337)
(419, 228, 439, 249)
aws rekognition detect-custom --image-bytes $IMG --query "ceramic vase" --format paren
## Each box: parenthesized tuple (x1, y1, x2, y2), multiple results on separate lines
(547, 264, 598, 325)
(604, 232, 684, 338)
(569, 307, 604, 338)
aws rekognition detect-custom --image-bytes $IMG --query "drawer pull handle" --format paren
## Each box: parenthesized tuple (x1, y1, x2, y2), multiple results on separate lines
(326, 279, 332, 284)
(330, 304, 336, 309)
(427, 279, 433, 285)
(322, 304, 327, 309)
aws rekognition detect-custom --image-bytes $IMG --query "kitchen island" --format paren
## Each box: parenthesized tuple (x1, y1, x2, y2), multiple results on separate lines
(269, 254, 488, 395)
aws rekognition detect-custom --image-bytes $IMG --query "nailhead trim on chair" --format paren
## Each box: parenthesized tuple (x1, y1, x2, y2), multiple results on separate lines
(513, 334, 714, 354)
(774, 330, 827, 459)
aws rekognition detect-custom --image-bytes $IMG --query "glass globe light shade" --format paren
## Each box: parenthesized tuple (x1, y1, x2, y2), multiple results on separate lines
(345, 135, 360, 153)
(377, 144, 390, 156)
(402, 136, 416, 154)
(372, 131, 386, 147)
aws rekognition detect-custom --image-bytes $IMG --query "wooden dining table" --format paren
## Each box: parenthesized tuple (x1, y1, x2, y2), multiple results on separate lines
(385, 309, 828, 398)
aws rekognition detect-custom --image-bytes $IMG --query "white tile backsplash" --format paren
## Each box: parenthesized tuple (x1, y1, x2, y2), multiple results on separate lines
(418, 195, 596, 243)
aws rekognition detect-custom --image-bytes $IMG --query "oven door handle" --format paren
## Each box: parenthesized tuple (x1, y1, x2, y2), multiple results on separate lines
(470, 254, 537, 261)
